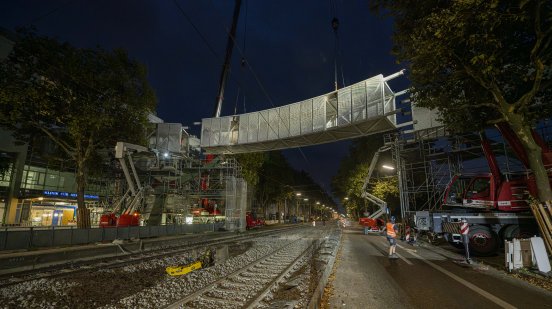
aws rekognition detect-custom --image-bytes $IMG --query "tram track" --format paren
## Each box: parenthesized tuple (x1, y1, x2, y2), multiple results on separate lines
(0, 225, 340, 309)
(165, 228, 330, 309)
(0, 225, 302, 288)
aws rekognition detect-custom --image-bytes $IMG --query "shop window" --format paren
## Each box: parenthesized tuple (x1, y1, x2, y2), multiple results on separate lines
(25, 171, 36, 186)
(45, 174, 59, 188)
(0, 164, 12, 187)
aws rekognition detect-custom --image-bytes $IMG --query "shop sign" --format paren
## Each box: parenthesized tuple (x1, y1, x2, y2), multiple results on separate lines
(43, 190, 99, 200)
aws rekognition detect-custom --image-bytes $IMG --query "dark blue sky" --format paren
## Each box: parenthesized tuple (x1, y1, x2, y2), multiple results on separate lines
(0, 0, 406, 196)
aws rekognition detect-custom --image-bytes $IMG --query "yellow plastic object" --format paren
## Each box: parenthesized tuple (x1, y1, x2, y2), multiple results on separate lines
(166, 261, 203, 276)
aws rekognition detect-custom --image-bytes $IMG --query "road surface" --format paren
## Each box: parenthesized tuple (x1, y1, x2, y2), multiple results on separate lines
(326, 227, 552, 309)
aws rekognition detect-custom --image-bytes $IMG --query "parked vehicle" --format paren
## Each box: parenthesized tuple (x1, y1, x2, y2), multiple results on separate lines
(414, 124, 551, 256)
(246, 212, 264, 229)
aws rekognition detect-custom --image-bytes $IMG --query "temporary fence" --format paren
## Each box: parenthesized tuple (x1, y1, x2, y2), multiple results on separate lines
(0, 222, 225, 251)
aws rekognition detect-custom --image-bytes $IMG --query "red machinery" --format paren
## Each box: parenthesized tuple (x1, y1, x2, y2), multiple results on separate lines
(425, 124, 551, 255)
(359, 217, 384, 232)
(443, 132, 532, 212)
(246, 212, 264, 229)
(100, 142, 148, 228)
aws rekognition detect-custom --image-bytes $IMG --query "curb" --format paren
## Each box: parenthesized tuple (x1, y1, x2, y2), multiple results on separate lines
(308, 229, 342, 309)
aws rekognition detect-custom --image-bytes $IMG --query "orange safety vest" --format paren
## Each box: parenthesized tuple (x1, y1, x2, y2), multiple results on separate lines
(386, 222, 396, 238)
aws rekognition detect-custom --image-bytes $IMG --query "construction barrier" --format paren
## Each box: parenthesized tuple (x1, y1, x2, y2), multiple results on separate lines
(0, 222, 225, 251)
(530, 201, 552, 255)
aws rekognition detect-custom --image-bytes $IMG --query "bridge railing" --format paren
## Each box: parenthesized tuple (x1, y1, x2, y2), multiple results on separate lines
(201, 73, 399, 148)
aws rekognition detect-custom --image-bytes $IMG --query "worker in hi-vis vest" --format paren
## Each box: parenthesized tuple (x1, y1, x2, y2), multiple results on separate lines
(386, 216, 399, 259)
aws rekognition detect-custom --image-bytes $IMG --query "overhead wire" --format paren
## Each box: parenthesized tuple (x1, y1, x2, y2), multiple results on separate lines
(207, 0, 311, 168)
(172, 0, 220, 59)
(24, 0, 77, 27)
(330, 0, 342, 91)
(241, 0, 248, 68)
(172, 0, 254, 117)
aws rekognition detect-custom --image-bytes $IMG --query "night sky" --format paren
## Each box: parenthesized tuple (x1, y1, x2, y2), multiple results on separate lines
(1, 0, 407, 197)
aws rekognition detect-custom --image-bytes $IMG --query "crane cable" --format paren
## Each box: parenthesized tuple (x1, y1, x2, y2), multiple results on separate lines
(241, 0, 248, 68)
(234, 0, 248, 115)
(330, 0, 345, 90)
(208, 0, 311, 168)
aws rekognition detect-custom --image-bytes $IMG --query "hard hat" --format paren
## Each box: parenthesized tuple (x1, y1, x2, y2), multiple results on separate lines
(390, 216, 396, 223)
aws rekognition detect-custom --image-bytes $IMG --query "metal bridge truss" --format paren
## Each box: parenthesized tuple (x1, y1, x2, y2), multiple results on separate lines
(201, 71, 407, 154)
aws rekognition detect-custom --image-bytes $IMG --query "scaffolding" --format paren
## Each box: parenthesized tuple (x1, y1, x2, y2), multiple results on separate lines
(104, 152, 248, 230)
(386, 120, 552, 218)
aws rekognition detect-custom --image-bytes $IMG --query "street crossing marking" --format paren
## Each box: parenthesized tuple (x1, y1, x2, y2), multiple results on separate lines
(402, 249, 517, 309)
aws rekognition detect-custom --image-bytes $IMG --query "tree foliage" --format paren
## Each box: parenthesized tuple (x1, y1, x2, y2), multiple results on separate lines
(0, 29, 157, 227)
(233, 152, 267, 187)
(371, 0, 552, 201)
(236, 151, 336, 218)
(254, 151, 294, 210)
(372, 176, 399, 200)
(332, 134, 397, 217)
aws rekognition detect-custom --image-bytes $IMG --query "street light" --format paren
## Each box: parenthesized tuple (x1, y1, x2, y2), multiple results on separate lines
(296, 192, 302, 196)
(382, 165, 395, 170)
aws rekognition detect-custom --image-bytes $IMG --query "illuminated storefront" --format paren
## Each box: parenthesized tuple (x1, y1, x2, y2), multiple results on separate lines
(13, 190, 100, 227)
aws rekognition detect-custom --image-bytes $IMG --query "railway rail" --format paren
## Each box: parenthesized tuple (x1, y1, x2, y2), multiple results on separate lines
(0, 225, 302, 288)
(0, 225, 341, 309)
(166, 230, 323, 308)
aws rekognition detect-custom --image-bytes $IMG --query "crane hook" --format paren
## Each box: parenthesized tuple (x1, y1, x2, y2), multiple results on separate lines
(331, 17, 339, 32)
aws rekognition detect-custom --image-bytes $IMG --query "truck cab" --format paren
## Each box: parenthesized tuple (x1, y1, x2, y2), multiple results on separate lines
(444, 174, 530, 211)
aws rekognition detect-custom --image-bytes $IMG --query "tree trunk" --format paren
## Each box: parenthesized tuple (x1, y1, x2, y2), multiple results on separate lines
(509, 116, 552, 202)
(76, 160, 91, 229)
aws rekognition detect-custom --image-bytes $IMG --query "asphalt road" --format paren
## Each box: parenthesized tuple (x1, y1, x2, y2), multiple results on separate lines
(327, 227, 552, 309)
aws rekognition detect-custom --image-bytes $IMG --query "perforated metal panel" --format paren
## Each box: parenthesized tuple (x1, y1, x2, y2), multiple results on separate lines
(258, 110, 269, 141)
(209, 118, 221, 146)
(248, 112, 259, 143)
(200, 71, 405, 153)
(312, 96, 325, 132)
(366, 78, 382, 118)
(290, 103, 301, 136)
(239, 114, 249, 144)
(351, 80, 367, 123)
(268, 109, 279, 140)
(337, 86, 352, 126)
(201, 118, 211, 146)
(326, 95, 338, 129)
(219, 116, 231, 145)
(279, 105, 290, 138)
(300, 100, 313, 134)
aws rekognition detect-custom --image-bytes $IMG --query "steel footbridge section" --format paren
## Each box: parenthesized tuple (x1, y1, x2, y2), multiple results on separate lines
(200, 71, 407, 154)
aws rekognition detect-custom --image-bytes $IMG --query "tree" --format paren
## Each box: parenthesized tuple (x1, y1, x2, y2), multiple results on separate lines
(254, 151, 294, 212)
(332, 134, 392, 217)
(371, 0, 552, 201)
(233, 152, 267, 187)
(0, 29, 157, 228)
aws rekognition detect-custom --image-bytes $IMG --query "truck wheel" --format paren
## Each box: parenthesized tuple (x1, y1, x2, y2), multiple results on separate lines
(502, 225, 537, 240)
(501, 225, 519, 240)
(468, 225, 499, 256)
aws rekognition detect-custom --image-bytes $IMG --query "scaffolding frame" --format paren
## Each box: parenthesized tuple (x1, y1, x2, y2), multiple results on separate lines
(387, 121, 552, 219)
(105, 152, 247, 229)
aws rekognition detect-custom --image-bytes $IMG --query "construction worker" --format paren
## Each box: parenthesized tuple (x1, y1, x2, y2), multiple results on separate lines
(386, 216, 399, 259)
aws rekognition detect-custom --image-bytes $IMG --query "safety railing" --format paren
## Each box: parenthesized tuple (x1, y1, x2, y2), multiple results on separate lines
(0, 222, 225, 251)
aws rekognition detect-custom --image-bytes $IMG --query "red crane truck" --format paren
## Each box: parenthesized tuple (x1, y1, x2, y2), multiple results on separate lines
(414, 124, 551, 256)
